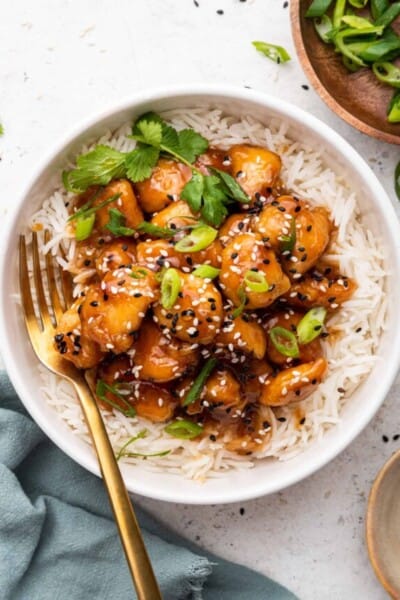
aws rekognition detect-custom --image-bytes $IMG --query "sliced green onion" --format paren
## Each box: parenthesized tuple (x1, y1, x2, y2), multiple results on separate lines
(373, 61, 400, 87)
(388, 90, 400, 122)
(306, 0, 333, 18)
(161, 268, 181, 309)
(164, 419, 204, 440)
(269, 327, 300, 358)
(120, 450, 171, 459)
(334, 26, 384, 68)
(314, 15, 334, 43)
(130, 268, 148, 279)
(116, 429, 148, 460)
(244, 270, 269, 293)
(75, 213, 95, 241)
(375, 2, 400, 28)
(348, 0, 368, 8)
(333, 0, 347, 28)
(342, 15, 373, 28)
(252, 41, 291, 64)
(174, 225, 217, 252)
(280, 216, 296, 253)
(95, 379, 136, 418)
(192, 265, 220, 279)
(371, 0, 389, 20)
(395, 160, 400, 200)
(67, 193, 120, 222)
(297, 307, 327, 345)
(231, 285, 247, 319)
(137, 221, 177, 238)
(182, 358, 218, 407)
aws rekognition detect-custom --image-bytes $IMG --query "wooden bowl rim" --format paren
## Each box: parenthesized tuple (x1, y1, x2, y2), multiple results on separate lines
(290, 0, 400, 145)
(366, 448, 400, 599)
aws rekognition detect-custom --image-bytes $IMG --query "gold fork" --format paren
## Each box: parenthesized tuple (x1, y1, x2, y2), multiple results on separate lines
(19, 231, 162, 600)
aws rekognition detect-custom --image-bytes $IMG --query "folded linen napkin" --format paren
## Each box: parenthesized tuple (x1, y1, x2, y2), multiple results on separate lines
(0, 372, 297, 600)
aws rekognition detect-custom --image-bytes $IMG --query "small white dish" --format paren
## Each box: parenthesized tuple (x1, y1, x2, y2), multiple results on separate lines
(1, 85, 400, 504)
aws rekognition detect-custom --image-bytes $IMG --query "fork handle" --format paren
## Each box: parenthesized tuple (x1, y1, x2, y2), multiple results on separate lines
(72, 375, 162, 600)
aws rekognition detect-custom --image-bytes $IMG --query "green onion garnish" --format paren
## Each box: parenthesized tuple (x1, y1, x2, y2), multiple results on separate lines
(269, 327, 300, 358)
(161, 268, 181, 309)
(174, 225, 217, 252)
(388, 90, 400, 123)
(280, 216, 296, 253)
(252, 41, 291, 64)
(136, 222, 177, 238)
(116, 429, 148, 460)
(395, 160, 400, 200)
(313, 15, 334, 43)
(297, 307, 327, 345)
(231, 285, 247, 319)
(130, 268, 148, 279)
(182, 358, 218, 407)
(373, 61, 400, 87)
(67, 193, 120, 222)
(95, 379, 136, 418)
(75, 213, 96, 241)
(305, 0, 333, 18)
(192, 265, 220, 279)
(164, 419, 204, 440)
(244, 270, 269, 293)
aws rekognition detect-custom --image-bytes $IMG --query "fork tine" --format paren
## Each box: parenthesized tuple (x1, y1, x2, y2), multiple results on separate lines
(44, 230, 64, 324)
(19, 235, 41, 336)
(58, 243, 74, 309)
(32, 231, 52, 329)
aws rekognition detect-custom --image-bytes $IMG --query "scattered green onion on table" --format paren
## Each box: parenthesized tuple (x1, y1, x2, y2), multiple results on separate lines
(305, 0, 400, 123)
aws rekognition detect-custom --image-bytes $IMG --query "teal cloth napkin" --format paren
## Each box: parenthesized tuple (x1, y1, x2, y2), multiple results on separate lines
(0, 372, 297, 600)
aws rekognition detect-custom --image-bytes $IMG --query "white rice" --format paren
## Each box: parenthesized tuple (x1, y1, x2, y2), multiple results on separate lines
(30, 108, 387, 480)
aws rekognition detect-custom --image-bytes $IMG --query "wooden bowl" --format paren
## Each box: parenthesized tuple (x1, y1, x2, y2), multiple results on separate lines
(366, 449, 400, 598)
(291, 0, 400, 144)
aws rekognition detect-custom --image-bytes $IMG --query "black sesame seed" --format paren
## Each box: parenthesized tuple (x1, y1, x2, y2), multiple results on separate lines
(217, 9, 224, 14)
(328, 296, 336, 303)
(382, 435, 389, 443)
(209, 434, 217, 442)
(84, 259, 91, 266)
(193, 0, 199, 6)
(90, 301, 99, 307)
(263, 259, 270, 265)
(356, 327, 362, 333)
(170, 223, 177, 230)
(337, 387, 345, 393)
(300, 417, 306, 425)
(186, 256, 193, 266)
(134, 292, 142, 298)
(231, 252, 238, 259)
(277, 417, 286, 422)
(206, 317, 213, 323)
(283, 0, 288, 6)
(278, 206, 286, 212)
(301, 84, 309, 90)
(103, 294, 109, 301)
(210, 304, 217, 311)
(239, 507, 245, 515)
(54, 333, 64, 342)
(77, 304, 82, 314)
(393, 434, 400, 441)
(236, 170, 243, 177)
(167, 194, 174, 201)
(189, 330, 199, 338)
(294, 206, 301, 213)
(306, 225, 312, 232)
(295, 390, 301, 396)
(122, 244, 128, 251)
(311, 378, 317, 385)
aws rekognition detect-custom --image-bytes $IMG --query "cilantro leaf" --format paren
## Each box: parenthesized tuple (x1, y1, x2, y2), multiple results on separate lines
(181, 172, 204, 212)
(125, 145, 159, 182)
(177, 129, 208, 163)
(201, 175, 229, 226)
(131, 117, 163, 146)
(105, 208, 136, 236)
(63, 145, 126, 193)
(211, 168, 249, 203)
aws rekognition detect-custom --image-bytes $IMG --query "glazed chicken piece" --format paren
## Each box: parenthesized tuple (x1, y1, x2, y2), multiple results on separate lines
(131, 320, 199, 382)
(134, 159, 192, 213)
(263, 310, 323, 367)
(150, 200, 197, 230)
(239, 358, 274, 404)
(215, 314, 267, 359)
(227, 144, 281, 199)
(90, 179, 144, 231)
(81, 265, 159, 354)
(220, 233, 290, 309)
(136, 239, 185, 271)
(252, 195, 332, 276)
(280, 267, 356, 310)
(96, 355, 176, 422)
(259, 357, 328, 407)
(54, 300, 104, 369)
(182, 367, 242, 416)
(223, 404, 274, 454)
(95, 238, 136, 275)
(195, 148, 231, 174)
(153, 270, 224, 344)
(218, 213, 253, 246)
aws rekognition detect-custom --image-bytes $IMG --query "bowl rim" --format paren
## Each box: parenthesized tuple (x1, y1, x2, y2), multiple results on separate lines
(1, 83, 400, 504)
(366, 448, 400, 598)
(290, 0, 400, 146)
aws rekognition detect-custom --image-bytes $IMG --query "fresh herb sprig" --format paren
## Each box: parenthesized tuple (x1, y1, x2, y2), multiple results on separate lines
(96, 379, 136, 418)
(63, 112, 251, 227)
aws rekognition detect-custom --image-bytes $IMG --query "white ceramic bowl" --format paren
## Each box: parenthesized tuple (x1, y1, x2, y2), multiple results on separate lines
(1, 86, 400, 504)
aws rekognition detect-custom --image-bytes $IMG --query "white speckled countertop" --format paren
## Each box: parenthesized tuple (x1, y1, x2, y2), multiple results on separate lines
(1, 1, 399, 598)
